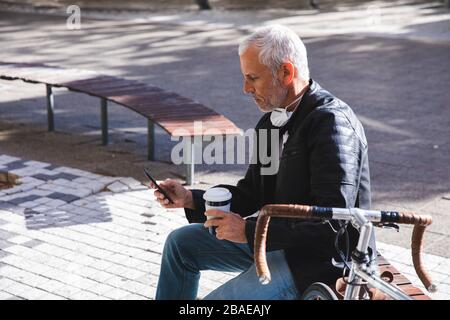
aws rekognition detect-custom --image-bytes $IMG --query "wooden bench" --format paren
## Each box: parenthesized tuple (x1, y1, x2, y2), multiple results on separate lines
(0, 61, 241, 185)
(331, 252, 431, 300)
(376, 252, 431, 300)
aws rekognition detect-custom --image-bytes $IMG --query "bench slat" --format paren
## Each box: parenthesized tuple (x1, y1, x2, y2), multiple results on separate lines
(411, 294, 432, 300)
(63, 78, 125, 91)
(137, 101, 210, 110)
(111, 92, 182, 106)
(75, 79, 142, 91)
(122, 95, 194, 107)
(164, 125, 242, 136)
(377, 252, 431, 299)
(93, 85, 156, 96)
(390, 273, 412, 286)
(397, 284, 427, 296)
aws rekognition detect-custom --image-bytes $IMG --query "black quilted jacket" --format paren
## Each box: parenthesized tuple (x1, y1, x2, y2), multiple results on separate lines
(185, 80, 371, 295)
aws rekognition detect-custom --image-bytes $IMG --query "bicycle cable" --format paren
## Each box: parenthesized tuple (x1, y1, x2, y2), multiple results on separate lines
(334, 221, 351, 271)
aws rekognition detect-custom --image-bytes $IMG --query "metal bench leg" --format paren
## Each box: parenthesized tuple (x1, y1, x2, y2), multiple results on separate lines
(185, 138, 195, 186)
(101, 98, 108, 145)
(46, 84, 54, 132)
(148, 120, 155, 161)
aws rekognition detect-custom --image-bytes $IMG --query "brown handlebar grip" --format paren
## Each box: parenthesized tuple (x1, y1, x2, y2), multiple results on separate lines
(397, 212, 436, 293)
(254, 213, 271, 284)
(254, 204, 315, 284)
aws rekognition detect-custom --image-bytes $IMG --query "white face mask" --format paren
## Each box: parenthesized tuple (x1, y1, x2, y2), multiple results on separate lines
(270, 108, 291, 127)
(269, 94, 303, 127)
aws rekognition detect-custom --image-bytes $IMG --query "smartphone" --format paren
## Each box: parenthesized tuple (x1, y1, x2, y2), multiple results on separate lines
(143, 168, 174, 204)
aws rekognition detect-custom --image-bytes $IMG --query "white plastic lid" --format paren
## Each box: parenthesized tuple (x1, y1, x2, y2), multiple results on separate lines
(203, 187, 232, 202)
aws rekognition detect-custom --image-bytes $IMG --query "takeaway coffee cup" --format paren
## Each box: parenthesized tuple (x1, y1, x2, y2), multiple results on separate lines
(203, 187, 232, 235)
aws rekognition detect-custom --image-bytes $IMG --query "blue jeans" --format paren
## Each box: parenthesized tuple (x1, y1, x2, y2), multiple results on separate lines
(155, 223, 299, 300)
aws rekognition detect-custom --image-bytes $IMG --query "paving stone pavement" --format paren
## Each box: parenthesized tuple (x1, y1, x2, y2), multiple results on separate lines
(1, 154, 449, 300)
(0, 154, 237, 299)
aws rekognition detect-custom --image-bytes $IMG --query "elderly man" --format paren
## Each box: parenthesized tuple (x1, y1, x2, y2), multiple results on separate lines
(153, 24, 371, 300)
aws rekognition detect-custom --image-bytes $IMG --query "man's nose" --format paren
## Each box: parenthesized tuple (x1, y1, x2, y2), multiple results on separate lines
(243, 79, 254, 94)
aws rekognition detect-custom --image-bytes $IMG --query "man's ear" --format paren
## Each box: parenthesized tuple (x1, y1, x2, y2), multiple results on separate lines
(280, 62, 295, 86)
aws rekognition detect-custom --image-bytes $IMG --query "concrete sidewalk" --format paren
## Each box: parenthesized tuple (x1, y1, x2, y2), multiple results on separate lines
(1, 154, 449, 299)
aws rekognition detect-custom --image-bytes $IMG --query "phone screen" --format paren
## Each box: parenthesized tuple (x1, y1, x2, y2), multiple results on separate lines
(144, 168, 174, 204)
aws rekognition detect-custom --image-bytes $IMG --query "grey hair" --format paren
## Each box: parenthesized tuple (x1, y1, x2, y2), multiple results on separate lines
(238, 24, 310, 81)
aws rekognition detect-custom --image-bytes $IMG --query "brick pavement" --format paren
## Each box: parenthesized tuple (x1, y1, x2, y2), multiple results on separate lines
(1, 154, 449, 299)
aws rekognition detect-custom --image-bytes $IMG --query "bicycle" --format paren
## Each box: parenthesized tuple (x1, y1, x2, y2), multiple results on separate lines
(254, 204, 437, 300)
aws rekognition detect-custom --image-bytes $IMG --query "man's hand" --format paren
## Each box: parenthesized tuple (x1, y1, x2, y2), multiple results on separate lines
(204, 209, 247, 243)
(149, 179, 194, 209)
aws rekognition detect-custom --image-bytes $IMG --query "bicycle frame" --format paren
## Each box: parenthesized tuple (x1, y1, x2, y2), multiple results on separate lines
(341, 208, 412, 300)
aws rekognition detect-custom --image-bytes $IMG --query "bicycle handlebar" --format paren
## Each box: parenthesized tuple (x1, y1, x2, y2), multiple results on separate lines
(254, 204, 436, 293)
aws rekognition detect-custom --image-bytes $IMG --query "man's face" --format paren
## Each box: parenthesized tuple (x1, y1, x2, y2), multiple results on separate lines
(239, 46, 288, 112)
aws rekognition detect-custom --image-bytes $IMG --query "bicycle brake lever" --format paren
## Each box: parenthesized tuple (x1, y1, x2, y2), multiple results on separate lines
(379, 223, 400, 232)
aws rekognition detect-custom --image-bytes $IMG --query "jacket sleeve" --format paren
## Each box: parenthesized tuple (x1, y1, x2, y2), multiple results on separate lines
(245, 107, 363, 255)
(184, 189, 207, 223)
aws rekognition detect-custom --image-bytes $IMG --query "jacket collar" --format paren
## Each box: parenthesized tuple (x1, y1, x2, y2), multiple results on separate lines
(280, 79, 320, 135)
